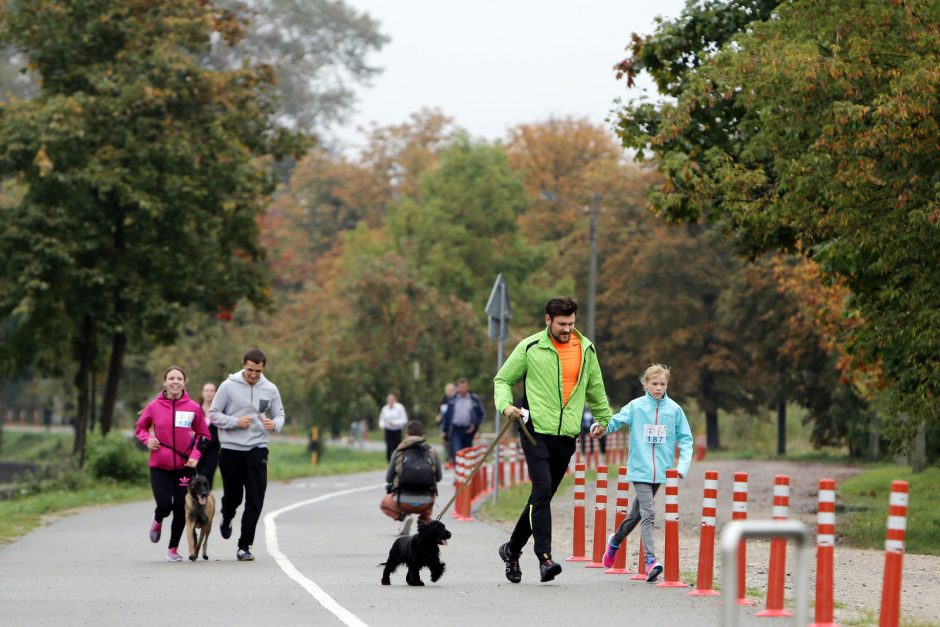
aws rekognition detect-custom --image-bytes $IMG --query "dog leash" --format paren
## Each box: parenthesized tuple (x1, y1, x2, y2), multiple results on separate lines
(435, 411, 535, 522)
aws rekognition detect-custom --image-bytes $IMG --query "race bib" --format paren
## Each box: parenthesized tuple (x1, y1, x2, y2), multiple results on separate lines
(643, 424, 667, 444)
(174, 410, 195, 428)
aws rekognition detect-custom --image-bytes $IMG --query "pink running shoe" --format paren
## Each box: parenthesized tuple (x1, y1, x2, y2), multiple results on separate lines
(602, 534, 620, 568)
(645, 556, 664, 582)
(166, 548, 183, 562)
(149, 519, 162, 543)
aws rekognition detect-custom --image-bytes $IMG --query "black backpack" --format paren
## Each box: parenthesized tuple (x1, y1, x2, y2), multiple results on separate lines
(397, 444, 436, 495)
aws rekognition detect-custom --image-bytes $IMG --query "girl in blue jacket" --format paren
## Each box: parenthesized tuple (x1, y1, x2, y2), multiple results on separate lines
(591, 364, 693, 581)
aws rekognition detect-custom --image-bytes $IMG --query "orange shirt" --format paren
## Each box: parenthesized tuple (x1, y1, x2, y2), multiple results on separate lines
(550, 334, 582, 406)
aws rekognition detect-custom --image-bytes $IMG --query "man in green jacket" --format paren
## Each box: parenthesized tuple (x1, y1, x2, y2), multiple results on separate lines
(494, 296, 612, 583)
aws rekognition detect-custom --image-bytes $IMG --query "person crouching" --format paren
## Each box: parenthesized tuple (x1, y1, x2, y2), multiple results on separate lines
(380, 420, 442, 535)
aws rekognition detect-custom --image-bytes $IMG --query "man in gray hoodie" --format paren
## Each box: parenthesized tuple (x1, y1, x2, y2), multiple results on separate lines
(209, 348, 285, 561)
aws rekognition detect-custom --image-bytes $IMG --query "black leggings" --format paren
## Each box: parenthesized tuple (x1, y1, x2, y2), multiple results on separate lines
(150, 467, 194, 549)
(196, 425, 221, 490)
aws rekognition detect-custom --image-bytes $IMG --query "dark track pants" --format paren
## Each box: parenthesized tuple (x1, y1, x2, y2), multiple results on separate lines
(508, 432, 577, 559)
(219, 447, 269, 550)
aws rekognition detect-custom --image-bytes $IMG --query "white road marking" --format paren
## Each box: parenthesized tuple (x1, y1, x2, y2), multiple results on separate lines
(264, 483, 383, 627)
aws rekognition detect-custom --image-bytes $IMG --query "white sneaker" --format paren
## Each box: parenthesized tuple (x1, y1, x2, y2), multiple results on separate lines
(398, 515, 414, 536)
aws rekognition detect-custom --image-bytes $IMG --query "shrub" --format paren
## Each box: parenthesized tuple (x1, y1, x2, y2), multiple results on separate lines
(85, 432, 149, 484)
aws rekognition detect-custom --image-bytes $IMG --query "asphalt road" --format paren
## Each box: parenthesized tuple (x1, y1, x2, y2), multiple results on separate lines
(0, 468, 772, 626)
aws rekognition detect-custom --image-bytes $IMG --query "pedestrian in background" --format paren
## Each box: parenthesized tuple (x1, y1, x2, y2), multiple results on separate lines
(441, 378, 484, 461)
(196, 381, 220, 489)
(135, 365, 209, 562)
(379, 393, 408, 462)
(595, 363, 693, 581)
(209, 348, 285, 562)
(436, 382, 456, 467)
(494, 296, 612, 584)
(579, 404, 605, 461)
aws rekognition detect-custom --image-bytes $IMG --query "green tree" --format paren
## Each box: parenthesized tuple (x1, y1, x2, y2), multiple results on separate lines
(613, 0, 940, 448)
(209, 0, 388, 133)
(388, 135, 548, 318)
(0, 0, 305, 461)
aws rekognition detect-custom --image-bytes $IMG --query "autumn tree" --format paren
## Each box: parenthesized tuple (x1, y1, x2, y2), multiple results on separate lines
(613, 0, 940, 451)
(599, 218, 745, 448)
(0, 0, 304, 460)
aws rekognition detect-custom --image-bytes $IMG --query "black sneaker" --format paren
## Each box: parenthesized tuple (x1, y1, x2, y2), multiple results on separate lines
(498, 543, 522, 584)
(220, 518, 232, 540)
(539, 558, 562, 582)
(236, 548, 254, 561)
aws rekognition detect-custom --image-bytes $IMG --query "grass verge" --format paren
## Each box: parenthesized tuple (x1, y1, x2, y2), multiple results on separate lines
(838, 465, 940, 555)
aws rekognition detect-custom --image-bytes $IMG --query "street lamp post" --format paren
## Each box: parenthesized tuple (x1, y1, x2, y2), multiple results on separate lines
(540, 190, 602, 341)
(586, 193, 600, 342)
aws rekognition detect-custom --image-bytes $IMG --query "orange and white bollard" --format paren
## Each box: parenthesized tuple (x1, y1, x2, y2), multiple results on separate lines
(605, 466, 632, 574)
(566, 463, 590, 562)
(689, 469, 719, 596)
(733, 472, 753, 606)
(630, 538, 648, 580)
(810, 478, 837, 627)
(694, 433, 707, 461)
(658, 468, 686, 587)
(879, 480, 909, 627)
(586, 465, 608, 568)
(757, 474, 791, 617)
(452, 449, 470, 521)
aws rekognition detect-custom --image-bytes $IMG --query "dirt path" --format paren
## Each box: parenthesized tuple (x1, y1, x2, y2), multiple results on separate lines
(484, 458, 940, 626)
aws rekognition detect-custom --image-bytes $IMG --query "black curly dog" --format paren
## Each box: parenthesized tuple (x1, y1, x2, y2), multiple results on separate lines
(380, 519, 451, 586)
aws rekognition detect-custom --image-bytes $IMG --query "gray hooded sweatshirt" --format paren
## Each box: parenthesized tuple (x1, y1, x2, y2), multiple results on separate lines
(209, 371, 285, 451)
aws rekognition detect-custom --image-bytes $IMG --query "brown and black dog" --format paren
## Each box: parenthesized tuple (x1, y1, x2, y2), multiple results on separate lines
(185, 473, 216, 561)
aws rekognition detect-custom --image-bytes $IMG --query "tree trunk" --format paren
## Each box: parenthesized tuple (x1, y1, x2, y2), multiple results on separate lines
(99, 331, 126, 436)
(912, 420, 927, 474)
(867, 412, 880, 461)
(776, 400, 787, 456)
(0, 379, 5, 454)
(89, 370, 97, 434)
(705, 407, 720, 450)
(72, 315, 95, 466)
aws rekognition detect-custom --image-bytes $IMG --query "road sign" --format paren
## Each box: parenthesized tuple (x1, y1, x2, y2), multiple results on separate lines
(485, 273, 511, 341)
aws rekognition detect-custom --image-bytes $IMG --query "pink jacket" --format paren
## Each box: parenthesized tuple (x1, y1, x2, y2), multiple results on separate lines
(135, 390, 210, 470)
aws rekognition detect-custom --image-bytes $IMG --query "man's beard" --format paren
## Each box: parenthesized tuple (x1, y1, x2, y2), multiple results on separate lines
(550, 329, 571, 343)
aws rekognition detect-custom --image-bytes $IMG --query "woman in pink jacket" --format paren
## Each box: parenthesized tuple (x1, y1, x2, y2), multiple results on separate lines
(135, 365, 210, 562)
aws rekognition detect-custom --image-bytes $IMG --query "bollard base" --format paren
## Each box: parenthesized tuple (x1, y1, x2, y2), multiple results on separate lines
(808, 623, 838, 627)
(756, 609, 793, 618)
(689, 588, 719, 597)
(605, 567, 633, 575)
(656, 580, 688, 588)
(735, 598, 755, 606)
(585, 561, 605, 568)
(565, 555, 590, 562)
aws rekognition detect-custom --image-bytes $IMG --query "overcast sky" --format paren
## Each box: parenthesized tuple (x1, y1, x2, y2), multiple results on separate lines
(335, 0, 687, 149)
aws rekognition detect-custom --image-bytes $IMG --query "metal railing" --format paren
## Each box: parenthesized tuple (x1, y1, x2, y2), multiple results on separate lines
(720, 520, 811, 626)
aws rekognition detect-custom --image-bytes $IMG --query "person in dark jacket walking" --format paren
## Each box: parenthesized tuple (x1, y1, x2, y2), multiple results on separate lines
(135, 365, 210, 562)
(440, 378, 485, 461)
(209, 348, 285, 562)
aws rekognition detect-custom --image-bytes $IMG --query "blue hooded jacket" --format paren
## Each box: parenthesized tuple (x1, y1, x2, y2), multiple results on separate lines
(606, 391, 693, 484)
